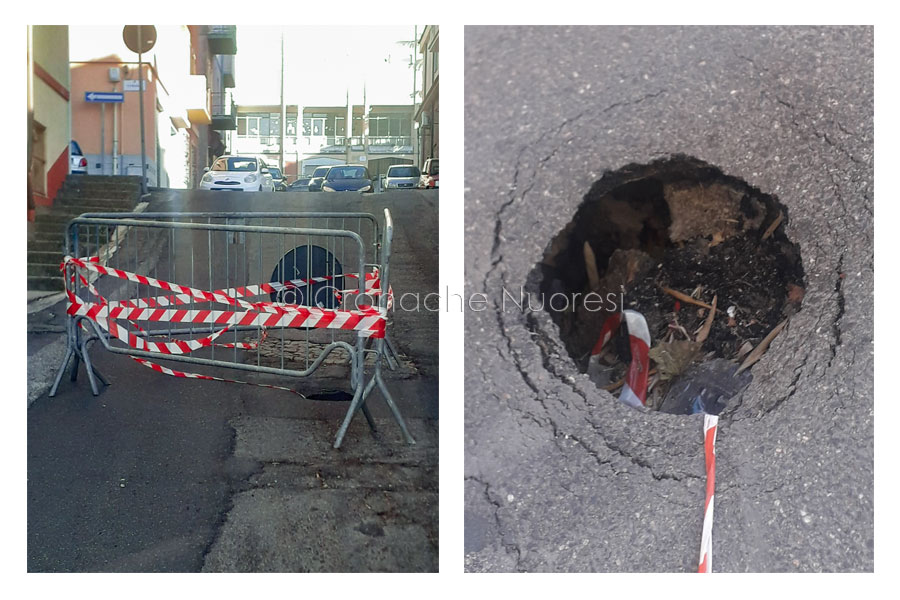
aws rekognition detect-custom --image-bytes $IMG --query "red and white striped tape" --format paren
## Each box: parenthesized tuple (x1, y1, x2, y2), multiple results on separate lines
(587, 309, 651, 409)
(62, 255, 393, 395)
(131, 356, 307, 397)
(698, 413, 719, 573)
(62, 256, 387, 339)
(587, 308, 722, 571)
(104, 271, 387, 311)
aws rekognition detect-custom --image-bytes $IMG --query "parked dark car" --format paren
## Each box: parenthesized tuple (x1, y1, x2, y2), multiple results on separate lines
(321, 165, 373, 193)
(289, 177, 311, 191)
(307, 166, 332, 192)
(269, 167, 287, 191)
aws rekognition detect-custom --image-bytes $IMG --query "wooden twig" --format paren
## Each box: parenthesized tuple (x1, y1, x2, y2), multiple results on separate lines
(695, 295, 718, 344)
(761, 211, 784, 241)
(583, 241, 601, 291)
(737, 319, 788, 374)
(661, 286, 713, 310)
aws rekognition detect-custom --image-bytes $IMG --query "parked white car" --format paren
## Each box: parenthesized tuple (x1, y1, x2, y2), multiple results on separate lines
(70, 140, 87, 174)
(199, 155, 275, 192)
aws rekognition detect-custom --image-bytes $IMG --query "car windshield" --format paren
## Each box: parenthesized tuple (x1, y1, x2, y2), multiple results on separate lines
(326, 166, 368, 181)
(388, 166, 420, 178)
(269, 168, 282, 178)
(213, 157, 257, 172)
(312, 167, 330, 177)
(70, 140, 83, 155)
(429, 160, 439, 175)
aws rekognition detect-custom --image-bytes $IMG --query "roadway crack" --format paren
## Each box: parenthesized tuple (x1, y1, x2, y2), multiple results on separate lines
(466, 475, 523, 570)
(827, 251, 846, 369)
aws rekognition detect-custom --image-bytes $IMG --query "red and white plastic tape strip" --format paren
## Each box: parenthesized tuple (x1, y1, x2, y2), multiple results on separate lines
(62, 256, 387, 339)
(132, 356, 306, 397)
(62, 255, 391, 394)
(587, 310, 651, 408)
(587, 308, 721, 571)
(698, 413, 719, 573)
(103, 271, 387, 310)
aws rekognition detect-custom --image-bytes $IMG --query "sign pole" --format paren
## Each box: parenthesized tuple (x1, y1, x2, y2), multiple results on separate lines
(137, 25, 147, 195)
(100, 103, 106, 175)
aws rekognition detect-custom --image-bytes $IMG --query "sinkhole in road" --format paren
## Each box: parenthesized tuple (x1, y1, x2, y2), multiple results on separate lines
(536, 156, 805, 415)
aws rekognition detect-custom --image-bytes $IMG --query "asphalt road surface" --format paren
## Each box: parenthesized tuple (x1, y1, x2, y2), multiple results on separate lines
(464, 26, 872, 572)
(27, 188, 439, 572)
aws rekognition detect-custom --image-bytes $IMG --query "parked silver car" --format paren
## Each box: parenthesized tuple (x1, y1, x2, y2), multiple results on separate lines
(383, 164, 421, 190)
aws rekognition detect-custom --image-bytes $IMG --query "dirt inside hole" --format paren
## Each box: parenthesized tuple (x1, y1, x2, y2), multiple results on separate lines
(537, 156, 805, 414)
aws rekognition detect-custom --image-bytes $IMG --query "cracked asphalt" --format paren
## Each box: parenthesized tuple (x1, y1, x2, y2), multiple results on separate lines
(464, 26, 872, 572)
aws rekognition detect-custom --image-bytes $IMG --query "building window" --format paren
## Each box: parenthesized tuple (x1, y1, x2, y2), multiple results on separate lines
(369, 116, 411, 138)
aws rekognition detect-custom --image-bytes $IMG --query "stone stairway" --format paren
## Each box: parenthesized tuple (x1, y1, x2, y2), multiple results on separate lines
(27, 175, 142, 292)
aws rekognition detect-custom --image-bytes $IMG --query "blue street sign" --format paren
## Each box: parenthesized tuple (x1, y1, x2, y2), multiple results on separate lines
(85, 91, 124, 103)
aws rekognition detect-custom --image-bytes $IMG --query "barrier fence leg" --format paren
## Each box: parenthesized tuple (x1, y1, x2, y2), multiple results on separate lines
(334, 378, 370, 449)
(50, 318, 80, 397)
(383, 333, 400, 371)
(79, 334, 100, 396)
(376, 372, 415, 445)
(357, 373, 379, 433)
(80, 335, 109, 395)
(69, 351, 81, 382)
(360, 403, 377, 433)
(373, 338, 415, 445)
(48, 346, 74, 398)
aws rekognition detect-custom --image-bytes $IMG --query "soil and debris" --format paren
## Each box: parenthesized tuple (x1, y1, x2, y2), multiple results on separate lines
(539, 157, 805, 414)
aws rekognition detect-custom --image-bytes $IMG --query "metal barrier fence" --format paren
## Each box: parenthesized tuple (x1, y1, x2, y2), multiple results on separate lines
(49, 210, 413, 448)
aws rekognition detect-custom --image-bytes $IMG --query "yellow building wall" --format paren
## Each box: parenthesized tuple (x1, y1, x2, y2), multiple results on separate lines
(31, 25, 70, 204)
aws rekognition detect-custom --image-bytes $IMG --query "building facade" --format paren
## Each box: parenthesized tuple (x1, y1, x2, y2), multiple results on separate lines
(70, 59, 164, 184)
(184, 25, 238, 188)
(232, 103, 416, 182)
(415, 25, 439, 168)
(66, 25, 237, 190)
(28, 25, 71, 218)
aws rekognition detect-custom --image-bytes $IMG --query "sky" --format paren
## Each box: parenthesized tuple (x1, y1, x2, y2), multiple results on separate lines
(234, 26, 422, 108)
(68, 25, 423, 112)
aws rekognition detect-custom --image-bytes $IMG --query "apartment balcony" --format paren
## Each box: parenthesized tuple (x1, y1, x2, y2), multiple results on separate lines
(221, 54, 235, 88)
(234, 135, 415, 156)
(211, 91, 237, 130)
(367, 136, 414, 154)
(207, 25, 237, 55)
(185, 75, 211, 126)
